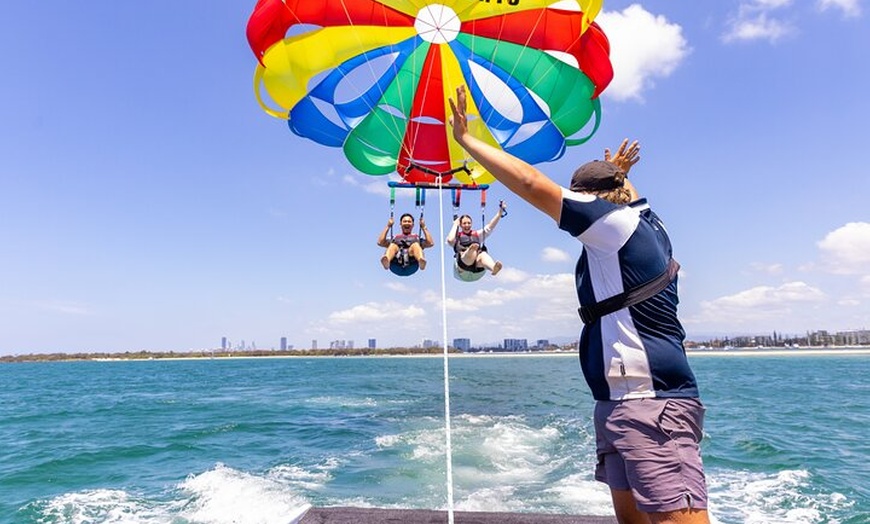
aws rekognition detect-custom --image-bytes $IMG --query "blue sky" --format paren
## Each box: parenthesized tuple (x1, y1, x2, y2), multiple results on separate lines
(1, 1, 868, 354)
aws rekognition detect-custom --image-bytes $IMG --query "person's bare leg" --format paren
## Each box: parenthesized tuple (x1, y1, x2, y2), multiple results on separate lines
(611, 489, 651, 524)
(382, 244, 398, 269)
(477, 251, 502, 275)
(460, 244, 479, 267)
(410, 243, 426, 269)
(611, 489, 710, 524)
(649, 509, 710, 524)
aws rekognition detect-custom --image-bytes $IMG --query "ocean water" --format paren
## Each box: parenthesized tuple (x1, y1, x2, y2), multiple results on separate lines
(0, 352, 867, 524)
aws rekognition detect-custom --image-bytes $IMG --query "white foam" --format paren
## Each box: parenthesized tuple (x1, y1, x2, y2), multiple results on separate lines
(305, 395, 377, 408)
(376, 423, 447, 461)
(37, 489, 170, 524)
(547, 474, 616, 516)
(178, 464, 311, 524)
(369, 412, 614, 515)
(707, 468, 854, 523)
(269, 456, 342, 493)
(455, 485, 525, 512)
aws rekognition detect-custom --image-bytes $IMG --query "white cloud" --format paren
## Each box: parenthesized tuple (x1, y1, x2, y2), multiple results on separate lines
(328, 301, 426, 323)
(493, 266, 530, 284)
(542, 247, 571, 263)
(749, 262, 784, 275)
(441, 272, 579, 340)
(385, 281, 413, 293)
(342, 173, 392, 195)
(723, 1, 796, 43)
(723, 13, 793, 43)
(311, 167, 337, 187)
(755, 0, 793, 8)
(714, 281, 824, 307)
(329, 271, 581, 345)
(723, 0, 860, 43)
(818, 0, 862, 17)
(686, 281, 826, 328)
(816, 222, 870, 275)
(597, 5, 690, 102)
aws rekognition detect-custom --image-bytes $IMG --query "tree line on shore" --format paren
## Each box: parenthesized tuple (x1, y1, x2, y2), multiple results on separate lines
(0, 347, 459, 363)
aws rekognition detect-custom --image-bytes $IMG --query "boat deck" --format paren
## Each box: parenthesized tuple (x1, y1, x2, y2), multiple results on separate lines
(301, 507, 617, 523)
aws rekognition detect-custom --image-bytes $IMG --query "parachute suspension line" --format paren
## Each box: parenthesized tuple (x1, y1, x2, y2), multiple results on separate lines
(435, 176, 456, 524)
(336, 0, 407, 149)
(406, 42, 435, 167)
(515, 9, 556, 93)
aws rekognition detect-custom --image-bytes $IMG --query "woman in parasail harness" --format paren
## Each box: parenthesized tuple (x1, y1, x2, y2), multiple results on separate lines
(446, 202, 505, 276)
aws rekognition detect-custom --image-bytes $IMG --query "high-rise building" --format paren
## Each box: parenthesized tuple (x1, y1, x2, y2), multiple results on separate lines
(504, 338, 528, 351)
(312, 339, 317, 350)
(221, 337, 227, 350)
(280, 337, 287, 351)
(368, 338, 376, 349)
(453, 338, 471, 351)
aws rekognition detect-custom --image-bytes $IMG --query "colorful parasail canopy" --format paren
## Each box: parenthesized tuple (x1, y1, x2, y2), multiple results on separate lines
(246, 0, 613, 184)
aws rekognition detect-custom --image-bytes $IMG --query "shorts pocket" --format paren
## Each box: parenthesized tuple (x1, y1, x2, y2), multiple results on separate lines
(657, 399, 704, 443)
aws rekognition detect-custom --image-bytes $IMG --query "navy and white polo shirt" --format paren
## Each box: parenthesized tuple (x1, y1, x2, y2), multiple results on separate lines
(558, 188, 698, 401)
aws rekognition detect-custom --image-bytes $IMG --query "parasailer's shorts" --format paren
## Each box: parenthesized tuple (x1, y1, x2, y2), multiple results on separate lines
(594, 397, 708, 513)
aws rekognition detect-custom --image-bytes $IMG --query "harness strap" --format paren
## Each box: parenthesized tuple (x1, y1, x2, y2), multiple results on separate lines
(418, 188, 426, 237)
(388, 187, 396, 240)
(578, 259, 680, 325)
(480, 190, 487, 249)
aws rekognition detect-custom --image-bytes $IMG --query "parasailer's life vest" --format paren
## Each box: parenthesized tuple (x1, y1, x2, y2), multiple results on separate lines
(454, 230, 486, 272)
(392, 233, 420, 249)
(453, 230, 480, 253)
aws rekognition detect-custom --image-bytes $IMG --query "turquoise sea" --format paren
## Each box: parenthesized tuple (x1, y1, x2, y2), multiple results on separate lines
(1, 352, 868, 524)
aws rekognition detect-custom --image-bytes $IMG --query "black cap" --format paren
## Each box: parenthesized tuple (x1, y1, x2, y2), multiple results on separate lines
(570, 160, 624, 192)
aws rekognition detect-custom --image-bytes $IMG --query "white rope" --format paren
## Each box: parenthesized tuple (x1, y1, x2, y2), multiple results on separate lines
(435, 178, 455, 524)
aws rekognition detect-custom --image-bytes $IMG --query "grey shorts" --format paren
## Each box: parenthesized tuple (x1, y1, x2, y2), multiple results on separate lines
(594, 397, 708, 513)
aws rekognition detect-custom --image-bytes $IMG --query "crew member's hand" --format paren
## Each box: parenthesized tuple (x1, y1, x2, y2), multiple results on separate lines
(605, 139, 640, 176)
(387, 217, 394, 227)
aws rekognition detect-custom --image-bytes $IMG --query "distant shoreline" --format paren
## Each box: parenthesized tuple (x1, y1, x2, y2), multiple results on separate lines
(686, 347, 870, 357)
(450, 348, 870, 357)
(457, 348, 870, 357)
(2, 347, 869, 363)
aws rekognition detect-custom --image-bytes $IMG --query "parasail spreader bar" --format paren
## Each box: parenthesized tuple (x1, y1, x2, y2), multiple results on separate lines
(388, 181, 489, 191)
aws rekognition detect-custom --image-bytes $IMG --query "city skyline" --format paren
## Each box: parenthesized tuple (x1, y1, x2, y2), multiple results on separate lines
(214, 326, 870, 353)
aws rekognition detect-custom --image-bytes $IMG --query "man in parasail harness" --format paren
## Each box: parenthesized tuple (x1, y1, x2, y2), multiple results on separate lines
(450, 85, 710, 524)
(377, 213, 434, 270)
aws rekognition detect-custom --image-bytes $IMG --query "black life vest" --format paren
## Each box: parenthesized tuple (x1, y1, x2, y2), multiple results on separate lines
(392, 233, 420, 249)
(454, 230, 480, 253)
